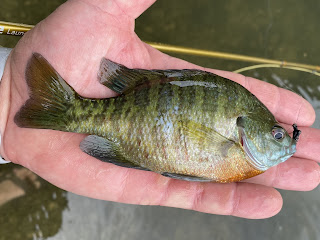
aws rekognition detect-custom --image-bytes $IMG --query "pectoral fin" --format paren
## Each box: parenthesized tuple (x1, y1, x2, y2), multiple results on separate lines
(80, 135, 150, 171)
(179, 120, 236, 158)
(181, 121, 235, 145)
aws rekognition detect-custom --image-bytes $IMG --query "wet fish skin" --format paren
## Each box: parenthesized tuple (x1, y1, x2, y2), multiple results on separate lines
(14, 53, 298, 183)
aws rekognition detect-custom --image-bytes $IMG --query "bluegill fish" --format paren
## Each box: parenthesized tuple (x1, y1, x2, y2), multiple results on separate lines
(15, 53, 300, 183)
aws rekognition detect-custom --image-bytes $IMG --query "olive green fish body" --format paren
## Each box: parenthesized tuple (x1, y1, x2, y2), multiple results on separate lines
(63, 74, 264, 181)
(15, 53, 299, 183)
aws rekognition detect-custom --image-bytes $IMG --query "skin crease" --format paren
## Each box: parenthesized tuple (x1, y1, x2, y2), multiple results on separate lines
(0, 0, 319, 219)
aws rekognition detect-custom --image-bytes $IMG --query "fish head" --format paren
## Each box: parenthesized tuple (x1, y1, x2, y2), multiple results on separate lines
(237, 116, 299, 171)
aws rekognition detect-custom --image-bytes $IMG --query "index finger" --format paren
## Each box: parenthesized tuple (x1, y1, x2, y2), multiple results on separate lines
(144, 48, 315, 127)
(203, 70, 316, 127)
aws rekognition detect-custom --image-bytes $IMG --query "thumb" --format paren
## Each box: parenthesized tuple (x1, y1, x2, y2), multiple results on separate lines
(76, 0, 157, 19)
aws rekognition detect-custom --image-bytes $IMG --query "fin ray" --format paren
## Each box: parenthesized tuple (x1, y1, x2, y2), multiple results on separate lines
(98, 59, 219, 94)
(14, 53, 76, 130)
(80, 135, 151, 171)
(180, 121, 235, 145)
(98, 59, 164, 94)
(162, 172, 212, 182)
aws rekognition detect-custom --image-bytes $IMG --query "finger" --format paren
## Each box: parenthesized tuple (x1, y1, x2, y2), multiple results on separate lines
(31, 157, 283, 219)
(75, 0, 156, 19)
(279, 125, 320, 163)
(237, 76, 315, 127)
(6, 127, 281, 219)
(90, 168, 283, 219)
(197, 71, 315, 127)
(143, 45, 315, 127)
(154, 180, 282, 219)
(244, 157, 320, 191)
(295, 127, 320, 163)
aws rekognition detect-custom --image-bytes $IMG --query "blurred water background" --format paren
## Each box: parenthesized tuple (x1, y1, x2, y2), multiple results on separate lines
(0, 0, 319, 239)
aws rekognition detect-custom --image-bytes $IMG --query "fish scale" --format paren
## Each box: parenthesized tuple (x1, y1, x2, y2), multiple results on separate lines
(65, 75, 283, 179)
(14, 53, 299, 182)
(71, 83, 236, 175)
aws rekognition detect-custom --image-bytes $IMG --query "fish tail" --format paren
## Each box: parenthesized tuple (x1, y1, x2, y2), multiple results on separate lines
(14, 53, 76, 131)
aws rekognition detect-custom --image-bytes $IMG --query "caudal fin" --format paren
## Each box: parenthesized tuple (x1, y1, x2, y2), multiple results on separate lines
(14, 53, 76, 131)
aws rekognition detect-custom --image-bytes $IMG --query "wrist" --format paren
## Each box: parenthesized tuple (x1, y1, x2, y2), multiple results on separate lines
(0, 47, 12, 164)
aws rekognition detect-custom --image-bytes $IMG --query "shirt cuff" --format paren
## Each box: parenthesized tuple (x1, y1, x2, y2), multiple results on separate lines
(0, 47, 12, 164)
(0, 47, 12, 81)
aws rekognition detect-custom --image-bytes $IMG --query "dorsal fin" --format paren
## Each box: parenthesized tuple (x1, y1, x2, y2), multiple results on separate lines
(98, 59, 218, 94)
(98, 59, 165, 94)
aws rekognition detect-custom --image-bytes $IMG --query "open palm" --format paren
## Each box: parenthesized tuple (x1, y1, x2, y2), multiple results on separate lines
(1, 0, 319, 219)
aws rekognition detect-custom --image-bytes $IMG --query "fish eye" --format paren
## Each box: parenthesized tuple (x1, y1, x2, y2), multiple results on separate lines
(272, 126, 285, 140)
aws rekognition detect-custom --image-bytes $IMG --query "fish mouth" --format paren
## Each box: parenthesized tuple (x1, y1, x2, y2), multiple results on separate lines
(284, 138, 297, 157)
(239, 129, 269, 171)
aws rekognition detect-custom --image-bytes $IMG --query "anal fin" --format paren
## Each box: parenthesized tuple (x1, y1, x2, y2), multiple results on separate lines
(80, 135, 150, 171)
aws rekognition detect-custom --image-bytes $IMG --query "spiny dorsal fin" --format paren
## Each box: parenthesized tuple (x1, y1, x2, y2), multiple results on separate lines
(98, 59, 164, 94)
(98, 59, 219, 94)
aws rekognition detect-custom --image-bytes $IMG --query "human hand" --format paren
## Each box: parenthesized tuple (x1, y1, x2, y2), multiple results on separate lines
(0, 0, 319, 219)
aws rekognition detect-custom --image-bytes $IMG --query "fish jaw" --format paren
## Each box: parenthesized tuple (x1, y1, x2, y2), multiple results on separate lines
(275, 138, 297, 163)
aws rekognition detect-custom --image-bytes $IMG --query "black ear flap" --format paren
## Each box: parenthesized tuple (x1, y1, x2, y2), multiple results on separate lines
(236, 116, 246, 128)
